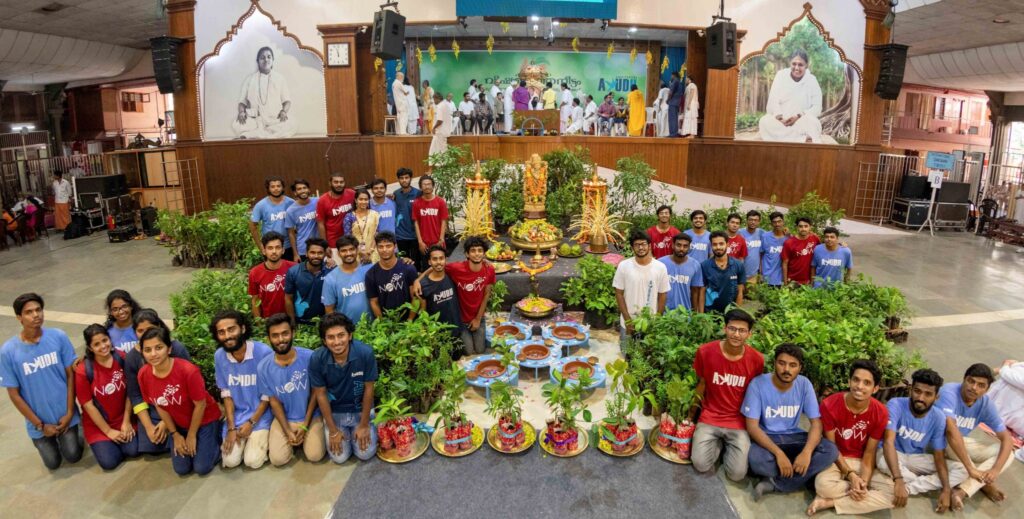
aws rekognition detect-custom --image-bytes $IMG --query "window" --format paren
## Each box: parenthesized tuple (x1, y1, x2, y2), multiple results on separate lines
(120, 92, 151, 112)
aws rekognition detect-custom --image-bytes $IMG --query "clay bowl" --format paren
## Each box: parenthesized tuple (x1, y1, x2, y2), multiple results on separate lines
(521, 344, 550, 361)
(552, 325, 579, 340)
(563, 360, 593, 380)
(587, 356, 599, 365)
(476, 359, 507, 379)
(494, 325, 520, 338)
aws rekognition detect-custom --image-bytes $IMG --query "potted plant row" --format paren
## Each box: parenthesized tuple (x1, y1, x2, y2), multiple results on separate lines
(374, 395, 419, 461)
(431, 364, 481, 456)
(485, 381, 534, 453)
(655, 374, 700, 462)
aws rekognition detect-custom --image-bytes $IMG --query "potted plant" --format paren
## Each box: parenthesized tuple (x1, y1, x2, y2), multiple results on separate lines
(541, 369, 593, 455)
(373, 394, 414, 457)
(659, 373, 700, 459)
(560, 255, 619, 328)
(485, 381, 527, 451)
(432, 364, 475, 454)
(599, 359, 653, 454)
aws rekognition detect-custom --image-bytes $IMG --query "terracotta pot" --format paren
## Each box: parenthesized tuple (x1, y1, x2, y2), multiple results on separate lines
(562, 360, 592, 380)
(552, 325, 578, 340)
(521, 344, 549, 360)
(475, 359, 506, 379)
(674, 422, 696, 459)
(494, 324, 520, 338)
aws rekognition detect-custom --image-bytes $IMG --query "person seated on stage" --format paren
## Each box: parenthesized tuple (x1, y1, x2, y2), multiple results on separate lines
(597, 93, 616, 134)
(473, 93, 494, 134)
(613, 96, 629, 136)
(745, 343, 838, 500)
(877, 369, 969, 513)
(758, 49, 823, 143)
(457, 92, 475, 134)
(990, 359, 1024, 440)
(583, 95, 598, 134)
(232, 47, 296, 139)
(565, 98, 586, 135)
(938, 363, 1016, 509)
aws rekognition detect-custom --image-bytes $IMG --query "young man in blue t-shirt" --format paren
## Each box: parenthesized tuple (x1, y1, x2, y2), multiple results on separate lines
(211, 309, 273, 469)
(370, 178, 398, 235)
(285, 179, 319, 261)
(285, 238, 333, 325)
(811, 226, 853, 288)
(658, 233, 704, 312)
(878, 369, 968, 512)
(258, 314, 325, 466)
(683, 209, 712, 263)
(937, 364, 1016, 509)
(322, 235, 373, 325)
(366, 232, 419, 321)
(310, 312, 378, 464)
(760, 211, 789, 287)
(701, 231, 746, 314)
(0, 293, 83, 470)
(744, 343, 838, 500)
(739, 210, 764, 282)
(249, 176, 295, 258)
(392, 168, 422, 267)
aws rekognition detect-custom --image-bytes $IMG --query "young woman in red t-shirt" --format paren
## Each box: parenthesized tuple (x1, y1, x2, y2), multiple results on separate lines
(137, 327, 222, 475)
(74, 324, 139, 470)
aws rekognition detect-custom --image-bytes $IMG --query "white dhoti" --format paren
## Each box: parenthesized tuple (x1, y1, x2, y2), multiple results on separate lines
(682, 109, 699, 136)
(395, 106, 408, 135)
(429, 132, 449, 156)
(656, 105, 669, 136)
(559, 105, 572, 133)
(759, 69, 824, 143)
(758, 114, 822, 143)
(231, 117, 297, 139)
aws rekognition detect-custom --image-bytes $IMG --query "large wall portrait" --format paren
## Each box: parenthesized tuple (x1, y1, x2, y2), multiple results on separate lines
(735, 15, 860, 145)
(198, 6, 326, 141)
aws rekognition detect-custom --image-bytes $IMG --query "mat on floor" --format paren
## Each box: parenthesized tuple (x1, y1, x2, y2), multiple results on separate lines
(330, 434, 738, 519)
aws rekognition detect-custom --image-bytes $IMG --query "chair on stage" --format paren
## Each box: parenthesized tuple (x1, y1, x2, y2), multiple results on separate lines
(384, 115, 398, 135)
(645, 107, 657, 137)
(596, 118, 612, 136)
(452, 115, 463, 136)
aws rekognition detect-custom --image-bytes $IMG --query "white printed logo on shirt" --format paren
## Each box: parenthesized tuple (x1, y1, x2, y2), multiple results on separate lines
(22, 351, 58, 375)
(896, 424, 925, 443)
(420, 208, 439, 217)
(342, 282, 366, 297)
(712, 372, 746, 388)
(458, 276, 488, 293)
(836, 419, 869, 442)
(263, 273, 287, 294)
(764, 405, 800, 419)
(95, 370, 126, 396)
(228, 373, 257, 387)
(155, 384, 183, 407)
(331, 204, 352, 217)
(276, 370, 308, 394)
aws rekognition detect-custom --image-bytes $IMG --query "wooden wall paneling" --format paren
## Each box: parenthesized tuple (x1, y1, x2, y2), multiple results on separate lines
(319, 26, 361, 135)
(686, 31, 708, 133)
(701, 33, 740, 139)
(167, 0, 199, 143)
(857, 7, 893, 146)
(356, 34, 386, 135)
(373, 136, 432, 181)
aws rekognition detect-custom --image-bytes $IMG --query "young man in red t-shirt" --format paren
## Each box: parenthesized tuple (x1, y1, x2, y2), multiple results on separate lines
(248, 232, 296, 319)
(646, 205, 680, 259)
(725, 213, 748, 260)
(782, 217, 820, 285)
(316, 172, 355, 263)
(690, 308, 765, 481)
(412, 175, 449, 271)
(808, 360, 893, 516)
(445, 237, 495, 355)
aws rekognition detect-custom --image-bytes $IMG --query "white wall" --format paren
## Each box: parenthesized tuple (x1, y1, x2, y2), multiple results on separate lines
(1005, 92, 1024, 106)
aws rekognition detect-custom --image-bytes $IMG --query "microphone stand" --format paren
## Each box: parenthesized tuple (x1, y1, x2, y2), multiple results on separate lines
(324, 128, 342, 176)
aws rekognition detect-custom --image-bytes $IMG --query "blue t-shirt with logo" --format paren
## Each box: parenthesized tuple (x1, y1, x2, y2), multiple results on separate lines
(886, 397, 948, 454)
(365, 262, 418, 315)
(308, 341, 379, 414)
(251, 196, 295, 239)
(0, 328, 81, 439)
(700, 256, 747, 313)
(739, 228, 764, 279)
(658, 255, 704, 311)
(321, 264, 373, 325)
(760, 232, 789, 286)
(285, 197, 319, 256)
(393, 187, 421, 241)
(285, 263, 333, 324)
(257, 347, 319, 423)
(741, 373, 819, 435)
(936, 383, 1005, 437)
(107, 323, 138, 355)
(683, 229, 711, 263)
(214, 340, 274, 434)
(371, 198, 398, 235)
(812, 244, 853, 288)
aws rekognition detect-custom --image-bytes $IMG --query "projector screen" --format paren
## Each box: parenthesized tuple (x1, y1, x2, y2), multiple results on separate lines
(456, 0, 617, 19)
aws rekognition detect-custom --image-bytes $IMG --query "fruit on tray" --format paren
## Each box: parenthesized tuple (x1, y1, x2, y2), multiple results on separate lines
(486, 242, 517, 261)
(516, 296, 557, 314)
(509, 220, 563, 243)
(557, 243, 583, 256)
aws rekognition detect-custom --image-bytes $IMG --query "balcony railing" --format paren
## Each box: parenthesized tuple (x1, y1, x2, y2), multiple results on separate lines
(887, 111, 992, 140)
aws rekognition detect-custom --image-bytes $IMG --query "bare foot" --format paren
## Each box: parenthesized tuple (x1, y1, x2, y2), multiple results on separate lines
(980, 483, 1006, 502)
(951, 488, 966, 511)
(806, 497, 833, 516)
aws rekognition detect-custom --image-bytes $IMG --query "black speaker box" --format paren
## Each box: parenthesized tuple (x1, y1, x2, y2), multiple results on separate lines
(371, 10, 406, 60)
(898, 175, 930, 200)
(938, 182, 970, 203)
(73, 174, 128, 199)
(151, 36, 186, 94)
(875, 44, 909, 100)
(706, 21, 737, 70)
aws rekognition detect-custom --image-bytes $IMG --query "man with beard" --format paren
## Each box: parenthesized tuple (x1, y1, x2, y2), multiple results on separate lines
(937, 364, 1015, 510)
(316, 173, 355, 265)
(725, 213, 748, 261)
(684, 210, 712, 263)
(744, 343, 838, 500)
(647, 205, 681, 259)
(285, 238, 333, 325)
(739, 211, 764, 283)
(310, 312, 378, 464)
(782, 217, 820, 286)
(369, 178, 397, 235)
(211, 309, 273, 469)
(444, 237, 495, 355)
(877, 369, 968, 513)
(257, 314, 325, 466)
(701, 231, 746, 314)
(809, 360, 895, 516)
(658, 233, 704, 312)
(322, 235, 373, 325)
(285, 179, 318, 262)
(811, 227, 853, 288)
(249, 176, 294, 257)
(613, 231, 670, 349)
(366, 232, 419, 321)
(249, 232, 296, 319)
(761, 212, 789, 287)
(392, 168, 422, 267)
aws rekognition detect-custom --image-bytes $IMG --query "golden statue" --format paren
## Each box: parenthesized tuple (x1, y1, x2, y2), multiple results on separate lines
(523, 153, 548, 219)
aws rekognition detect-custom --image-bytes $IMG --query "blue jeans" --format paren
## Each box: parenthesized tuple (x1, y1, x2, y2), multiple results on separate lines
(31, 425, 84, 470)
(326, 412, 377, 464)
(137, 409, 171, 454)
(170, 421, 222, 476)
(90, 435, 140, 470)
(748, 432, 839, 493)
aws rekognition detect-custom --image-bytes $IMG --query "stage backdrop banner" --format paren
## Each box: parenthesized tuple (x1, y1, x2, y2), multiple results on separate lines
(421, 50, 647, 104)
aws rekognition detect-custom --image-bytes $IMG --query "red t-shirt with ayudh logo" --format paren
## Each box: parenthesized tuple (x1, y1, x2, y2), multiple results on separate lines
(412, 196, 449, 247)
(316, 189, 355, 247)
(820, 392, 888, 459)
(138, 359, 221, 430)
(693, 340, 765, 430)
(446, 261, 496, 324)
(249, 260, 296, 318)
(74, 352, 134, 445)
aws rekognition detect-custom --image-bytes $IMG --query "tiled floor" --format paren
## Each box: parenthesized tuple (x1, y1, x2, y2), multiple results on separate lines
(0, 228, 1022, 518)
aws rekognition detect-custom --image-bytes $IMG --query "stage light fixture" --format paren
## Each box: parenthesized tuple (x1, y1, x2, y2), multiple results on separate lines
(552, 20, 560, 27)
(531, 15, 540, 22)
(533, 24, 539, 31)
(628, 27, 637, 33)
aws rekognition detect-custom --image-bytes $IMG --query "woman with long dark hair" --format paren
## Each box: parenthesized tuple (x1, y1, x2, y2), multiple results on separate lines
(126, 308, 192, 454)
(105, 289, 142, 354)
(73, 324, 139, 470)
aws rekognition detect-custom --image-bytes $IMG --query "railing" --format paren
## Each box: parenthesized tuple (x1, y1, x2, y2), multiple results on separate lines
(0, 154, 106, 208)
(886, 111, 992, 139)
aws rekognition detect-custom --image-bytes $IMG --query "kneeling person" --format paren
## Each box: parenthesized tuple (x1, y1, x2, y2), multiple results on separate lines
(258, 314, 326, 466)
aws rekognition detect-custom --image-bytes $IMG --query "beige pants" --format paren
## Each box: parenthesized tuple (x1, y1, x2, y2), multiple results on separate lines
(269, 419, 326, 466)
(223, 428, 270, 469)
(814, 457, 895, 515)
(876, 449, 969, 495)
(947, 436, 1016, 497)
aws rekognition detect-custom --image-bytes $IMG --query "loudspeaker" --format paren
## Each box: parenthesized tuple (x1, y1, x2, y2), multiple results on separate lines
(151, 36, 186, 94)
(371, 9, 406, 60)
(898, 175, 930, 200)
(938, 182, 970, 203)
(706, 21, 737, 70)
(874, 43, 909, 100)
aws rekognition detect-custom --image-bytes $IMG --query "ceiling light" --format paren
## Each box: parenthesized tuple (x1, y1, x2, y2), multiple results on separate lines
(628, 27, 638, 33)
(530, 15, 540, 22)
(11, 124, 36, 132)
(992, 18, 1010, 23)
